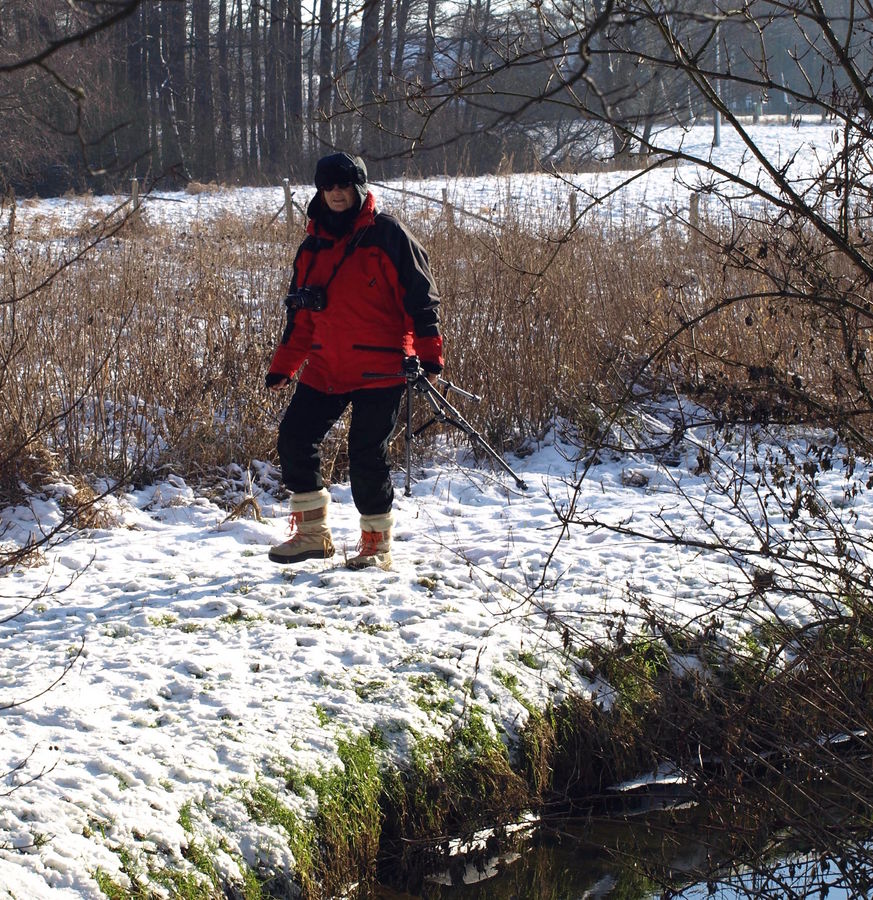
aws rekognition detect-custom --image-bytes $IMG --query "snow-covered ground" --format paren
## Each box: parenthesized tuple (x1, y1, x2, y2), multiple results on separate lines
(5, 418, 867, 898)
(1, 119, 867, 897)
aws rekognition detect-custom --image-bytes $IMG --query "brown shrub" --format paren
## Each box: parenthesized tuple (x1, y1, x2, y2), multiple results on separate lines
(1, 197, 870, 505)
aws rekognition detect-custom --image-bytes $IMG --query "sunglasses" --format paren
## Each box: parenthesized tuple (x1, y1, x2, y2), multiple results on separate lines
(320, 180, 353, 191)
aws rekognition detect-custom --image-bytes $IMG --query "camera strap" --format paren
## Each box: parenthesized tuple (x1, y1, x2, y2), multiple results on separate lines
(300, 225, 370, 293)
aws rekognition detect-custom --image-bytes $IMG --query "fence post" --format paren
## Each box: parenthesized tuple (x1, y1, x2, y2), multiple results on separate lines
(689, 191, 700, 235)
(283, 178, 294, 239)
(5, 187, 15, 239)
(569, 191, 578, 227)
(128, 177, 142, 226)
(442, 188, 454, 227)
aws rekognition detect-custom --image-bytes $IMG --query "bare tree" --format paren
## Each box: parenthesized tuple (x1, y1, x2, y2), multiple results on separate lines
(235, 0, 251, 174)
(286, 0, 305, 173)
(264, 0, 285, 172)
(217, 0, 235, 175)
(192, 0, 217, 177)
(355, 0, 382, 164)
(317, 0, 335, 146)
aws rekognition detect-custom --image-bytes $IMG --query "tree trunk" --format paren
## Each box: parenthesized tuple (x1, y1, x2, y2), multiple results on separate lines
(380, 0, 393, 94)
(264, 0, 285, 174)
(159, 0, 187, 180)
(317, 0, 334, 147)
(145, 2, 164, 175)
(379, 0, 399, 173)
(392, 0, 411, 78)
(192, 0, 217, 178)
(356, 0, 381, 165)
(250, 0, 264, 170)
(285, 0, 304, 175)
(234, 0, 249, 174)
(124, 5, 150, 173)
(217, 0, 234, 176)
(421, 0, 437, 87)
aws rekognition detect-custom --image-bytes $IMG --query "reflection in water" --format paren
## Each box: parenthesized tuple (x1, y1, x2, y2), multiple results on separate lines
(376, 784, 873, 900)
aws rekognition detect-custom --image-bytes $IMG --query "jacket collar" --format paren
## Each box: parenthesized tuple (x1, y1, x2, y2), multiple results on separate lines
(307, 190, 376, 238)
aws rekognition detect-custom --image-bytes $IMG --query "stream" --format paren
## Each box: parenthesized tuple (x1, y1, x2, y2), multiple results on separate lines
(374, 778, 873, 899)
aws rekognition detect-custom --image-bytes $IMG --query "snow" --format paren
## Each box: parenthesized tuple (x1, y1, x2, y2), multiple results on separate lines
(1, 119, 869, 896)
(7, 118, 841, 236)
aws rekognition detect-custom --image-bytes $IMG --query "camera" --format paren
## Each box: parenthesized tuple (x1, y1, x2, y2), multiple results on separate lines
(285, 286, 327, 312)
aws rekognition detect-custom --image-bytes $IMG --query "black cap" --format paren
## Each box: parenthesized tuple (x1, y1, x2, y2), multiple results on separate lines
(314, 152, 368, 190)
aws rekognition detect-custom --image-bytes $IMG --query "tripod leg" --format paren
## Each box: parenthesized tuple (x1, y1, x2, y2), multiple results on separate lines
(419, 381, 528, 491)
(404, 383, 413, 496)
(463, 423, 529, 490)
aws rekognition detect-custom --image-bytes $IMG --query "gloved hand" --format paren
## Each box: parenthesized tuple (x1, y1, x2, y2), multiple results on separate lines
(420, 360, 442, 386)
(265, 372, 290, 390)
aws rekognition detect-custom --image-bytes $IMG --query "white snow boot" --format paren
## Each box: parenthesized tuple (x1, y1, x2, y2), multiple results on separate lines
(268, 489, 335, 564)
(346, 511, 393, 570)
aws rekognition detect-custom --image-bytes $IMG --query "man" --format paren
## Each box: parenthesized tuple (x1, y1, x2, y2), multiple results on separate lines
(265, 152, 443, 569)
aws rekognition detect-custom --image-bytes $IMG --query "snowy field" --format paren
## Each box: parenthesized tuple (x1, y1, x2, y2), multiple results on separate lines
(3, 118, 842, 235)
(0, 119, 866, 897)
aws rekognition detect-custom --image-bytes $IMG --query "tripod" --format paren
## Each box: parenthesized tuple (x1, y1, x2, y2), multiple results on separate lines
(366, 356, 528, 496)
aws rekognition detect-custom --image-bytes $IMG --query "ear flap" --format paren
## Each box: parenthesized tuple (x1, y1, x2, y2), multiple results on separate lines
(350, 156, 368, 185)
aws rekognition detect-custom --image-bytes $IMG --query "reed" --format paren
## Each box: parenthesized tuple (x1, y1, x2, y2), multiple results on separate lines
(1, 198, 868, 506)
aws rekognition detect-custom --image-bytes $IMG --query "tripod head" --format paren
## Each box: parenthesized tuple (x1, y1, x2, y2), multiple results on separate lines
(400, 355, 482, 402)
(402, 354, 423, 379)
(401, 354, 430, 391)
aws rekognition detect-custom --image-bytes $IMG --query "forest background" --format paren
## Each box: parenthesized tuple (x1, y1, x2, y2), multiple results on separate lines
(3, 0, 861, 195)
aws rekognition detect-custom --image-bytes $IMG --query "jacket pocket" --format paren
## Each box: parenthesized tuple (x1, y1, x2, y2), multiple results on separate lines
(352, 344, 403, 355)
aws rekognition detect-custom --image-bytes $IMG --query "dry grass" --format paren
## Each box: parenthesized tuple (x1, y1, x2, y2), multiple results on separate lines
(1, 198, 870, 511)
(59, 480, 121, 530)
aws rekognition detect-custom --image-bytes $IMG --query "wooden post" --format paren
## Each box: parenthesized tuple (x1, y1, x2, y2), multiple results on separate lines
(569, 191, 578, 227)
(283, 178, 294, 239)
(442, 188, 454, 227)
(689, 191, 700, 234)
(129, 177, 142, 225)
(5, 187, 15, 238)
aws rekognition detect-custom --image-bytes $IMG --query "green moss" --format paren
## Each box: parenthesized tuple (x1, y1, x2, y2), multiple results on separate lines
(178, 801, 194, 834)
(383, 705, 528, 865)
(409, 672, 455, 715)
(220, 607, 261, 625)
(353, 678, 388, 700)
(244, 782, 318, 895)
(305, 732, 384, 895)
(243, 732, 384, 897)
(92, 808, 262, 900)
(494, 667, 519, 693)
(518, 649, 544, 670)
(152, 867, 216, 898)
(596, 636, 670, 714)
(494, 667, 539, 715)
(314, 703, 331, 726)
(94, 869, 128, 900)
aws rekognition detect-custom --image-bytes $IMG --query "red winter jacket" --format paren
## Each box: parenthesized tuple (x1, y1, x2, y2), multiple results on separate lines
(268, 191, 443, 394)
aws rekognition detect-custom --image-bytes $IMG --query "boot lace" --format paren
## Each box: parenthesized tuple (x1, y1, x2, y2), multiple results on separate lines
(359, 530, 384, 556)
(286, 511, 303, 537)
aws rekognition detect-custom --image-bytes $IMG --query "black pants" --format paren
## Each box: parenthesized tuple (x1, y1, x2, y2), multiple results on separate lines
(277, 382, 405, 516)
